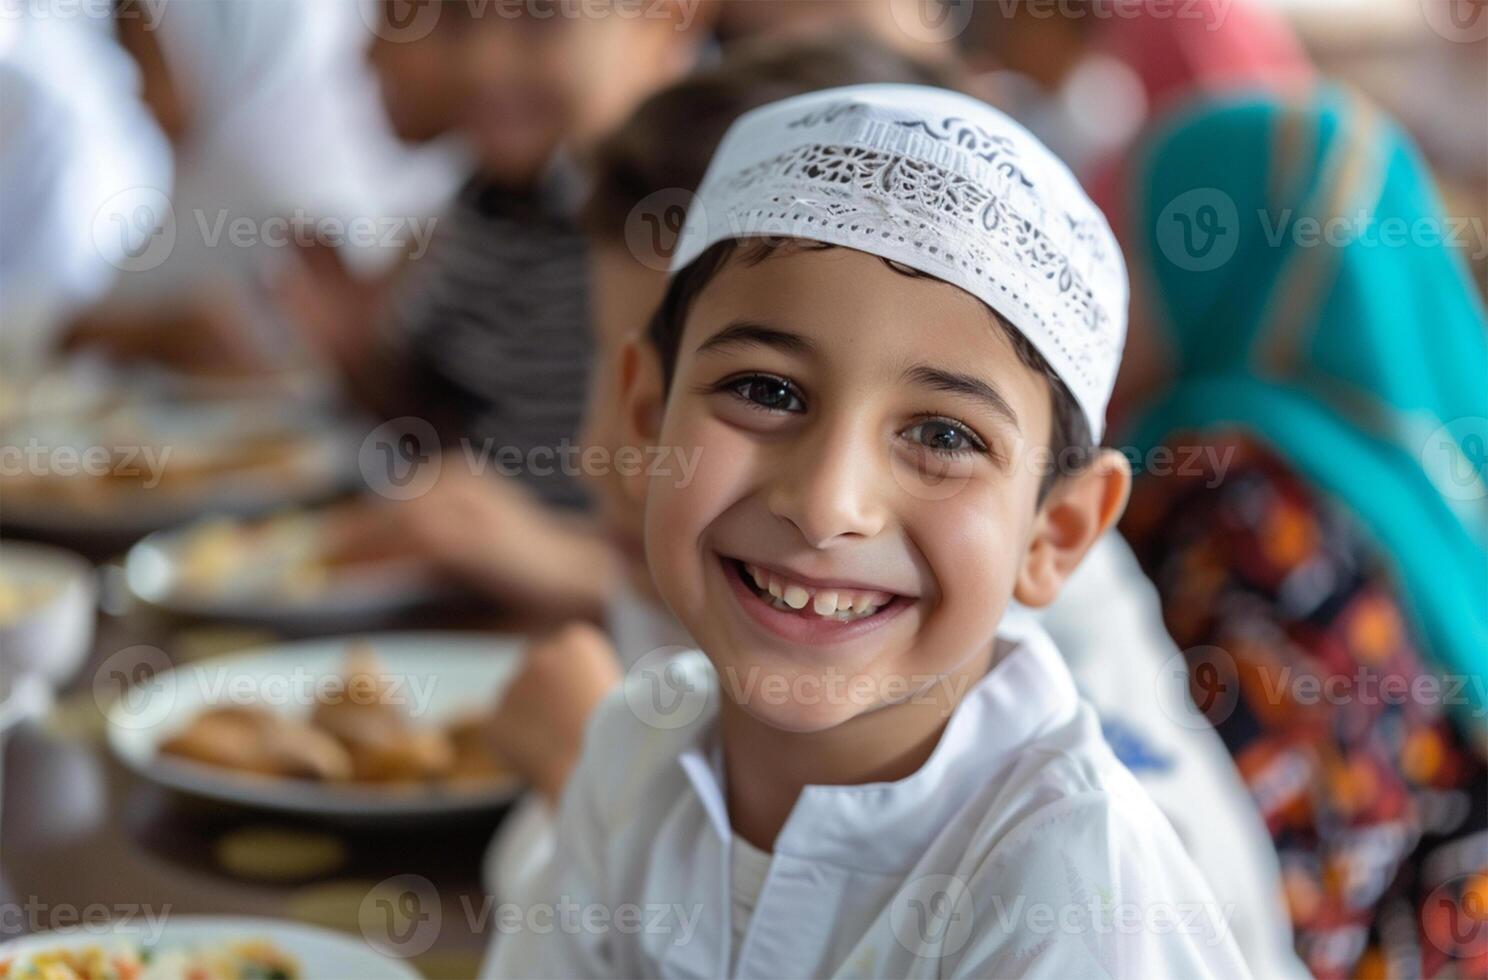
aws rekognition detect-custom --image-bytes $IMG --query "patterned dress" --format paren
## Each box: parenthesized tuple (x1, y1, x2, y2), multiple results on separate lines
(1122, 432, 1488, 979)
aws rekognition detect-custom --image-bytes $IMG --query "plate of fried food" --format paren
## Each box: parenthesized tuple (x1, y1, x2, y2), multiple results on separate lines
(0, 915, 420, 979)
(106, 634, 523, 819)
(0, 395, 354, 542)
(124, 512, 443, 631)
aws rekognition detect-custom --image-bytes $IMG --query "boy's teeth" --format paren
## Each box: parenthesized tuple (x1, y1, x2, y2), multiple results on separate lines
(739, 560, 893, 620)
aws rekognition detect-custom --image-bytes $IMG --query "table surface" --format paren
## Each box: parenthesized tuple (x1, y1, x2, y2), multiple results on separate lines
(1, 574, 557, 979)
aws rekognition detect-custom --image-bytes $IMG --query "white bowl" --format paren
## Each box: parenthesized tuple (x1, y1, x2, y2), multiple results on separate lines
(0, 540, 96, 685)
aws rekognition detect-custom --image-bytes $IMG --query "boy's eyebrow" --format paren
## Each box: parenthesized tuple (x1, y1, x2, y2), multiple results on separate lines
(695, 321, 816, 358)
(903, 365, 1020, 428)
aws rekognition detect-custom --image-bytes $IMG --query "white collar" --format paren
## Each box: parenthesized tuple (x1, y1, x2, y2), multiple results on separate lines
(677, 614, 1080, 873)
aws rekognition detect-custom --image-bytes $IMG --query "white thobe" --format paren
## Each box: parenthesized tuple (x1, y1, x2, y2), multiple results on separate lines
(483, 614, 1252, 979)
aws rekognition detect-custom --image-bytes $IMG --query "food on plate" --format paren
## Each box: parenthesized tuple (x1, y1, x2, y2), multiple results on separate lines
(0, 937, 298, 979)
(0, 571, 59, 626)
(159, 706, 353, 782)
(172, 514, 332, 599)
(157, 646, 511, 791)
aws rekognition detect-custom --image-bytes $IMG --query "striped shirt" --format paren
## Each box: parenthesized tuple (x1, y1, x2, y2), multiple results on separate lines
(390, 169, 593, 511)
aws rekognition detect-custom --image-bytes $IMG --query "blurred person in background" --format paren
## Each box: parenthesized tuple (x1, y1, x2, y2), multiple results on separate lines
(1116, 87, 1488, 978)
(303, 0, 712, 620)
(711, 0, 961, 59)
(958, 0, 1313, 204)
(479, 34, 1303, 978)
(0, 12, 171, 373)
(58, 0, 459, 377)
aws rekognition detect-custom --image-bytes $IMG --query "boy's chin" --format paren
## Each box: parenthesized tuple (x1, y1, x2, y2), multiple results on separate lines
(726, 689, 872, 735)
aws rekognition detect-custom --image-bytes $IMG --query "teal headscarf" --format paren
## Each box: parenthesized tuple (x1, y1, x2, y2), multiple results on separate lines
(1123, 86, 1488, 733)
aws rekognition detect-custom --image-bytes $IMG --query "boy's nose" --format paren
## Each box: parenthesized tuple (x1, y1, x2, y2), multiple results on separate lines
(766, 426, 888, 548)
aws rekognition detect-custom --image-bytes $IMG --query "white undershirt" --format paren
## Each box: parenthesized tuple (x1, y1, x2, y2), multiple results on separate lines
(729, 834, 773, 974)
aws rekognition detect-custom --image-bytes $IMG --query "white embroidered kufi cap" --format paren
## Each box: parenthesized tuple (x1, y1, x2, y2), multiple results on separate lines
(671, 84, 1128, 439)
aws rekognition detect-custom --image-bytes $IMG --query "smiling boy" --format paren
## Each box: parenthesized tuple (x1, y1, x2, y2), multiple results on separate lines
(484, 85, 1250, 979)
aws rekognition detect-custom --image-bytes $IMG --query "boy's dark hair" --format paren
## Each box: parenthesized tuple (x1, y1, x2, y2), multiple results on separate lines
(648, 240, 1094, 501)
(580, 31, 958, 242)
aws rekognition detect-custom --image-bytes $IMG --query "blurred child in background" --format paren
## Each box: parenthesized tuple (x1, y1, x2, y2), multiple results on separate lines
(1117, 87, 1488, 978)
(303, 0, 711, 620)
(958, 0, 1313, 215)
(62, 0, 455, 376)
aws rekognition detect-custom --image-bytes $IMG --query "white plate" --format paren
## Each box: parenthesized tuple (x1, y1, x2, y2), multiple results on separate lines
(0, 915, 422, 978)
(0, 405, 356, 540)
(106, 633, 524, 819)
(124, 516, 444, 631)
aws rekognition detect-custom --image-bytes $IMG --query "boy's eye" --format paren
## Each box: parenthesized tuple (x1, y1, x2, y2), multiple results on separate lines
(727, 375, 805, 413)
(902, 418, 986, 455)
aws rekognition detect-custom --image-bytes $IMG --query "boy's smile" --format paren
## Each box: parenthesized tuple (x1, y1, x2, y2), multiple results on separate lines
(641, 245, 1057, 733)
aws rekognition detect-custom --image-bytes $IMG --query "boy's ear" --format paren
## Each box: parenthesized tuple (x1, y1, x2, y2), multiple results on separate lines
(618, 337, 665, 506)
(1014, 449, 1132, 608)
